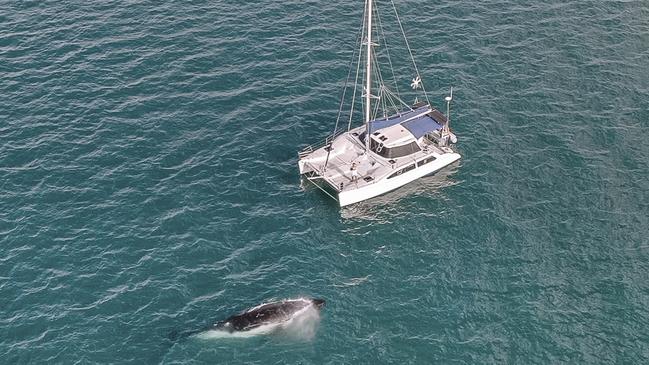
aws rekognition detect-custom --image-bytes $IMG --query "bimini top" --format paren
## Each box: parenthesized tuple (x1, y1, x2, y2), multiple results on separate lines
(368, 105, 444, 139)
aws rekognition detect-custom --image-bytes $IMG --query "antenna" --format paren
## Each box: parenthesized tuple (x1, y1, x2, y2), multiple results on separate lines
(444, 86, 453, 135)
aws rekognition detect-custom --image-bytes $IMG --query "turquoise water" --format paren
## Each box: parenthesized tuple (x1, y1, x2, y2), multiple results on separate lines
(2, 0, 648, 363)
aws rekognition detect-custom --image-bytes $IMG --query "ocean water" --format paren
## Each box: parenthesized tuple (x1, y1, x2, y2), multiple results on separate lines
(1, 0, 648, 363)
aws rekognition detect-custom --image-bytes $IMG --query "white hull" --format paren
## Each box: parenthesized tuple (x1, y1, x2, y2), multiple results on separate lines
(337, 151, 460, 206)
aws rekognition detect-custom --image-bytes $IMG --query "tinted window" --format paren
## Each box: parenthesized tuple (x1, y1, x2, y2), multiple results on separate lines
(370, 139, 421, 159)
(417, 156, 436, 167)
(388, 164, 416, 179)
(387, 142, 421, 158)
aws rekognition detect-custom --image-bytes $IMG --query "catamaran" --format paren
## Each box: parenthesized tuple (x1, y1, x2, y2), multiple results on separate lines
(298, 0, 460, 207)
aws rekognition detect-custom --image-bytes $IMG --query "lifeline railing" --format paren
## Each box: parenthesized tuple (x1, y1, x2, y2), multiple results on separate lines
(298, 128, 347, 158)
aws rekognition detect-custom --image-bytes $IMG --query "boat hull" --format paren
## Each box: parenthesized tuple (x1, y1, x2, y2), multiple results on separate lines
(297, 111, 461, 207)
(337, 151, 460, 206)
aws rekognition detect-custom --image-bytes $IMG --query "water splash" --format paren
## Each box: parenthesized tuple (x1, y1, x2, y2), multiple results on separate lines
(333, 275, 371, 288)
(277, 305, 321, 341)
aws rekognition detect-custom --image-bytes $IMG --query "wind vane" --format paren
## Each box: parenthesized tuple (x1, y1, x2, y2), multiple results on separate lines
(410, 76, 422, 90)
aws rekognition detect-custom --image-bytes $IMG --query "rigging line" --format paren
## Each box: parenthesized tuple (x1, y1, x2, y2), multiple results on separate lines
(380, 86, 387, 118)
(370, 10, 397, 118)
(373, 54, 397, 119)
(324, 3, 366, 171)
(372, 84, 382, 121)
(348, 0, 368, 131)
(348, 37, 364, 131)
(382, 88, 393, 114)
(389, 0, 430, 105)
(371, 52, 384, 120)
(371, 73, 381, 120)
(373, 91, 381, 120)
(371, 46, 387, 98)
(386, 86, 413, 110)
(371, 45, 394, 117)
(332, 20, 363, 136)
(371, 88, 378, 118)
(374, 1, 401, 100)
(370, 6, 386, 94)
(386, 87, 394, 117)
(384, 87, 399, 114)
(381, 86, 395, 115)
(383, 86, 397, 116)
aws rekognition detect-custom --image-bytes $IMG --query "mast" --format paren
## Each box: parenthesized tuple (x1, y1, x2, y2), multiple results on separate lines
(364, 0, 373, 151)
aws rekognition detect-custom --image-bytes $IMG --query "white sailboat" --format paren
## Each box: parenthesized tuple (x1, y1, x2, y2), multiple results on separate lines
(298, 0, 460, 207)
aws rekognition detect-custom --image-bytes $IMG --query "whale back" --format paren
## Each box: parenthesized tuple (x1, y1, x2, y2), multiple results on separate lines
(217, 298, 313, 332)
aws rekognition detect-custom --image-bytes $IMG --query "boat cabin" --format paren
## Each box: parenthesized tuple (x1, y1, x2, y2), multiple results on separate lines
(367, 124, 421, 159)
(357, 105, 447, 159)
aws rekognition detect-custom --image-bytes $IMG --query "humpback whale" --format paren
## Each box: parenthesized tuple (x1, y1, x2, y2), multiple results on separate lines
(213, 297, 325, 333)
(167, 297, 325, 341)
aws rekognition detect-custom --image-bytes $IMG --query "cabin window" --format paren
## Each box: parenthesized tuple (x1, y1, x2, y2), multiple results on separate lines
(417, 156, 436, 167)
(387, 142, 421, 158)
(361, 133, 422, 159)
(387, 164, 416, 179)
(370, 139, 421, 159)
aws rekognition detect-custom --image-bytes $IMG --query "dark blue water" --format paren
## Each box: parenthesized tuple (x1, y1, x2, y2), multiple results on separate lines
(1, 0, 648, 363)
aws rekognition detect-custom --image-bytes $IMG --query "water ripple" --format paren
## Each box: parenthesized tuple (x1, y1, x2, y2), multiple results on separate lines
(1, 0, 648, 363)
